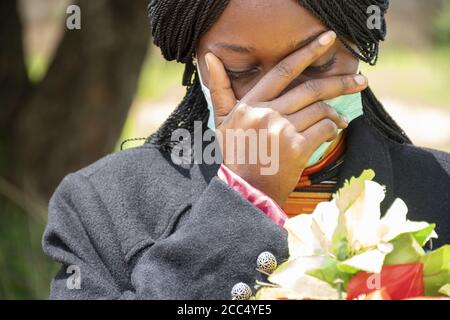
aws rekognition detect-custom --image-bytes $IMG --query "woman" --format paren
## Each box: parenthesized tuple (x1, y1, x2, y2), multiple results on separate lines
(43, 0, 450, 299)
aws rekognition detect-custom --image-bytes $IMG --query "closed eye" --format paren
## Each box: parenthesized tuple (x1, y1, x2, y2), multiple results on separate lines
(225, 67, 259, 80)
(225, 54, 336, 81)
(304, 54, 337, 74)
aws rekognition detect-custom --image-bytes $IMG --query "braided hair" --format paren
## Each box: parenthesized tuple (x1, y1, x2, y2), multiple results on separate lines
(146, 0, 411, 152)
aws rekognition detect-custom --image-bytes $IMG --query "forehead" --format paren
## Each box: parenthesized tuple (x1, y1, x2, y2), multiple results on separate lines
(198, 0, 326, 58)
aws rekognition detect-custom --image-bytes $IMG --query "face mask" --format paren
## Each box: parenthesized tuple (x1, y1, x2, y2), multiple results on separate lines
(305, 92, 363, 166)
(196, 61, 363, 167)
(196, 62, 217, 130)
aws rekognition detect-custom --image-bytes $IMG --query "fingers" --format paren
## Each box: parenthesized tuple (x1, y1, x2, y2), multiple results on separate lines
(205, 52, 238, 122)
(271, 74, 368, 115)
(242, 30, 337, 104)
(286, 101, 348, 132)
(302, 118, 340, 151)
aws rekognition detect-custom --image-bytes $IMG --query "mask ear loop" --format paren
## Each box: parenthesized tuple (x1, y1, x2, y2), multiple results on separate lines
(193, 54, 207, 87)
(192, 54, 198, 67)
(120, 137, 148, 150)
(193, 54, 209, 90)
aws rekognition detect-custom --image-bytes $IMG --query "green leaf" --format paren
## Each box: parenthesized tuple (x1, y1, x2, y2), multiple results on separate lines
(421, 245, 450, 274)
(384, 233, 425, 265)
(307, 258, 338, 283)
(307, 258, 353, 289)
(438, 284, 450, 297)
(336, 261, 360, 275)
(420, 245, 450, 296)
(411, 224, 436, 247)
(329, 238, 348, 261)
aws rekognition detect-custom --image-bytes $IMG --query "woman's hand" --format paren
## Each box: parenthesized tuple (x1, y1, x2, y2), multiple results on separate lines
(205, 30, 368, 206)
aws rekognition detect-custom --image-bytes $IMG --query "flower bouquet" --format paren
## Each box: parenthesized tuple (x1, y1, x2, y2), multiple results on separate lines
(254, 170, 450, 300)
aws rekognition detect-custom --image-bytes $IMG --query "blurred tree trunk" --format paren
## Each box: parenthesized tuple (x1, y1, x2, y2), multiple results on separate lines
(0, 0, 150, 201)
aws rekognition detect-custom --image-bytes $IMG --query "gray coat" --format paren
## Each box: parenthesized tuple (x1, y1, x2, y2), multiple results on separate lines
(42, 115, 450, 299)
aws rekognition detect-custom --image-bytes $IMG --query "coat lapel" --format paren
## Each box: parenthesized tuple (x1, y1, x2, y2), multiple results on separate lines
(337, 115, 396, 212)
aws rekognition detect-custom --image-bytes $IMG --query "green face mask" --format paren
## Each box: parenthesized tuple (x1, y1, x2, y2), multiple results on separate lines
(306, 92, 363, 167)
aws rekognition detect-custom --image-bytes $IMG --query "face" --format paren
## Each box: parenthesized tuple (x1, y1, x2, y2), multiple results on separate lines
(196, 0, 359, 100)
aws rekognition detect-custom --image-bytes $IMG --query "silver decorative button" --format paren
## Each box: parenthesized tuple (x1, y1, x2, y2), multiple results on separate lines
(256, 251, 277, 274)
(231, 282, 252, 300)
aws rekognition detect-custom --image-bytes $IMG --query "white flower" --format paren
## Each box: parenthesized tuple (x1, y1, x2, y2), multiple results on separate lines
(267, 256, 341, 300)
(284, 171, 437, 274)
(344, 180, 386, 249)
(285, 201, 339, 258)
(378, 198, 437, 243)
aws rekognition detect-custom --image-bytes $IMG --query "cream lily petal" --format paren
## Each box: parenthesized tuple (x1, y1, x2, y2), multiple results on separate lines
(268, 257, 340, 300)
(255, 287, 306, 300)
(269, 256, 329, 284)
(284, 214, 322, 257)
(404, 221, 438, 241)
(285, 201, 339, 258)
(341, 249, 386, 274)
(379, 198, 438, 242)
(311, 201, 340, 244)
(257, 277, 341, 300)
(282, 274, 341, 300)
(378, 198, 408, 242)
(345, 180, 386, 249)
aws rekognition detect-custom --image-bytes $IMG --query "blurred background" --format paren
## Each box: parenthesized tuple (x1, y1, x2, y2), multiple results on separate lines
(0, 0, 449, 299)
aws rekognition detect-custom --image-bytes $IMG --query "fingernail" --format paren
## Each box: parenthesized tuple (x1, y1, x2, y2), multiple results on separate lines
(318, 31, 336, 46)
(354, 75, 367, 86)
(341, 115, 349, 126)
(205, 53, 212, 71)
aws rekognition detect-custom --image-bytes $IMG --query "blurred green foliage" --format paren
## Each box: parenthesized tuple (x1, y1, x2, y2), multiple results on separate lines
(0, 51, 183, 300)
(27, 53, 48, 84)
(434, 1, 450, 45)
(114, 49, 184, 151)
(136, 49, 184, 100)
(0, 201, 58, 299)
(363, 45, 450, 107)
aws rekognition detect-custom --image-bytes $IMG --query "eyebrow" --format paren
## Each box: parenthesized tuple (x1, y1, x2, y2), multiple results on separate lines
(290, 31, 327, 51)
(212, 30, 327, 54)
(212, 42, 254, 53)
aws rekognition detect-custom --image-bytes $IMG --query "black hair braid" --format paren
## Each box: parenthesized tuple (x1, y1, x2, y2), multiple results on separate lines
(146, 74, 209, 152)
(148, 0, 229, 85)
(362, 87, 411, 143)
(296, 0, 410, 144)
(147, 0, 410, 151)
(146, 0, 230, 150)
(297, 0, 389, 65)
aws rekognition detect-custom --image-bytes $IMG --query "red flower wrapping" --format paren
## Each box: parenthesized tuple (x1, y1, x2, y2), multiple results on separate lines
(347, 263, 424, 300)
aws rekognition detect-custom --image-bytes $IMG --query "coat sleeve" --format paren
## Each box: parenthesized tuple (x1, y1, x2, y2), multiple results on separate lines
(43, 172, 288, 300)
(42, 173, 136, 299)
